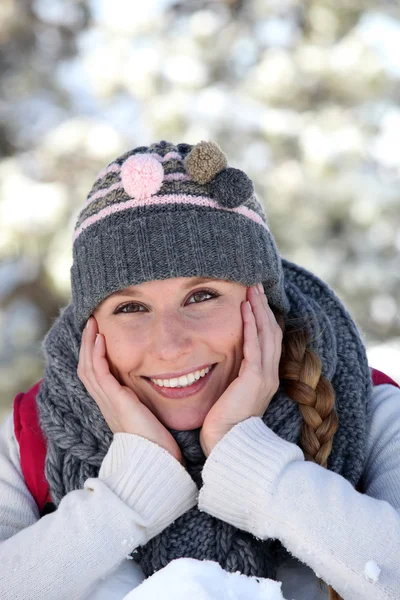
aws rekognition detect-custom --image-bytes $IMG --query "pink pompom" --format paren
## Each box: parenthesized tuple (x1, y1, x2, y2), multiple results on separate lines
(120, 154, 164, 199)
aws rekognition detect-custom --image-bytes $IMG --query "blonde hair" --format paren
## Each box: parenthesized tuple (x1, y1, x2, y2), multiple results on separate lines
(275, 311, 342, 600)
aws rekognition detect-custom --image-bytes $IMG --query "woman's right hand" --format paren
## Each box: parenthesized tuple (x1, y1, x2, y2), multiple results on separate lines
(77, 316, 183, 464)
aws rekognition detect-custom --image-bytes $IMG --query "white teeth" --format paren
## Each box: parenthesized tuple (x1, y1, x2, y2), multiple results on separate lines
(150, 365, 213, 388)
(187, 372, 196, 384)
(177, 374, 190, 387)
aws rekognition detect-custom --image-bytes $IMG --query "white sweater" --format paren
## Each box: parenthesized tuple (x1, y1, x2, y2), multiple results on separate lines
(0, 383, 399, 600)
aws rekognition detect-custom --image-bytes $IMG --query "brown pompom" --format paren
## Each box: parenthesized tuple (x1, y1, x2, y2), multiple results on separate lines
(185, 141, 228, 184)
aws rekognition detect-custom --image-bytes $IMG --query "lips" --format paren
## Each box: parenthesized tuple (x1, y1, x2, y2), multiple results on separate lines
(144, 363, 217, 399)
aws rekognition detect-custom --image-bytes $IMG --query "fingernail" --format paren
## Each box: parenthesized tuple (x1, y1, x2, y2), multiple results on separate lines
(95, 334, 100, 345)
(253, 285, 259, 295)
(246, 301, 252, 311)
(257, 283, 263, 294)
(86, 318, 91, 329)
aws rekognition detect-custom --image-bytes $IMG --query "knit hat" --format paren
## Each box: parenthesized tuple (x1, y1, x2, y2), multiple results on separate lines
(71, 140, 289, 330)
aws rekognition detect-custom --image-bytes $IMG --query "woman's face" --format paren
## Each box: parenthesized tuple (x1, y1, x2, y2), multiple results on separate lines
(93, 276, 247, 430)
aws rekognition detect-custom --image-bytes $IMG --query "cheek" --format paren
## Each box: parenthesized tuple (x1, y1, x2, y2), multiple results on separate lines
(203, 306, 243, 351)
(102, 326, 145, 372)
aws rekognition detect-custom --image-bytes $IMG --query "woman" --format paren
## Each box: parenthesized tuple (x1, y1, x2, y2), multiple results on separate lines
(0, 140, 399, 600)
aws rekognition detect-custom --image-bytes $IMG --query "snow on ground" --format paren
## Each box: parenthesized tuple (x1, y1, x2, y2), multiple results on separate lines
(363, 559, 381, 584)
(123, 558, 287, 600)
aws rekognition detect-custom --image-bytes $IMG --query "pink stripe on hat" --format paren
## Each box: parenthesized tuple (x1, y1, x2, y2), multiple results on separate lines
(84, 173, 191, 208)
(74, 194, 268, 242)
(94, 152, 182, 181)
(154, 151, 182, 162)
(95, 163, 121, 181)
(85, 181, 122, 206)
(164, 173, 190, 181)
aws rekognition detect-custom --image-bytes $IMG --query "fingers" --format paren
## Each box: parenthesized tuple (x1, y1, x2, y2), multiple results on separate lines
(92, 329, 121, 398)
(248, 285, 267, 338)
(241, 290, 262, 374)
(78, 317, 117, 404)
(79, 317, 100, 390)
(246, 284, 282, 387)
(78, 317, 127, 434)
(78, 317, 95, 386)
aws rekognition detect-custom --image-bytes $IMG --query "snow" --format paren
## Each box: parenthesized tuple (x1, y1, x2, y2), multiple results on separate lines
(123, 558, 287, 600)
(363, 559, 381, 584)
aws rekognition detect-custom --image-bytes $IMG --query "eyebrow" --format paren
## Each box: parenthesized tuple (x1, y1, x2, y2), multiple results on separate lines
(108, 277, 221, 298)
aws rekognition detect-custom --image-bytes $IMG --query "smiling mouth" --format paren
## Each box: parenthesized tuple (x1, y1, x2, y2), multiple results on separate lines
(142, 363, 217, 398)
(143, 364, 215, 387)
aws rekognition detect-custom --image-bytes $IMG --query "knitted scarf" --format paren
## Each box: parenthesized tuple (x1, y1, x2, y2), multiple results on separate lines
(36, 259, 372, 580)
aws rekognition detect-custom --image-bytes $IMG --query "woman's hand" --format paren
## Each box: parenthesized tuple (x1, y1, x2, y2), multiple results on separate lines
(77, 316, 183, 464)
(200, 284, 283, 457)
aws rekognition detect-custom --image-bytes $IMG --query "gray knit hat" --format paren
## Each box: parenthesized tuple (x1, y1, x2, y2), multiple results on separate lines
(71, 139, 290, 329)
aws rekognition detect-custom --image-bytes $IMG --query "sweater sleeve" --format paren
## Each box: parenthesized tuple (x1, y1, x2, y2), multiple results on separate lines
(198, 384, 400, 600)
(0, 413, 197, 600)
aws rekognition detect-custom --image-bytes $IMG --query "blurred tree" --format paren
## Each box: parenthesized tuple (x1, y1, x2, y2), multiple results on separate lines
(1, 0, 400, 420)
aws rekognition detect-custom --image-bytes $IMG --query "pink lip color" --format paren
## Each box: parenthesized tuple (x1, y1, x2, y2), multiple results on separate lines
(144, 364, 216, 399)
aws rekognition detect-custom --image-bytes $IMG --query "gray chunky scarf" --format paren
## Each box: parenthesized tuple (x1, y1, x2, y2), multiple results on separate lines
(36, 260, 372, 580)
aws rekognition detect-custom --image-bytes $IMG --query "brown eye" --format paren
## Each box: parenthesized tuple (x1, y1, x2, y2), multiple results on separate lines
(187, 289, 219, 304)
(114, 303, 146, 314)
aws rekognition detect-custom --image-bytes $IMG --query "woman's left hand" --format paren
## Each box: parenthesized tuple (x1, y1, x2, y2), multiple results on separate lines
(200, 284, 283, 457)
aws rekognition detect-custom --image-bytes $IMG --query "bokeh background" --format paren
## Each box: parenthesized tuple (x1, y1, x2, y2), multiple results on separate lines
(1, 0, 400, 423)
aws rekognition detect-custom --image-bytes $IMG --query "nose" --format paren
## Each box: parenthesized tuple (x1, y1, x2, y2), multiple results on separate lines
(151, 311, 192, 362)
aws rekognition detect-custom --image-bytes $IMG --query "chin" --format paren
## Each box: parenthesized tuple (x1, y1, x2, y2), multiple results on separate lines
(161, 411, 207, 432)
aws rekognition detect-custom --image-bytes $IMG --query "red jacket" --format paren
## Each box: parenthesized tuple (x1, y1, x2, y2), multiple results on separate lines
(12, 369, 400, 516)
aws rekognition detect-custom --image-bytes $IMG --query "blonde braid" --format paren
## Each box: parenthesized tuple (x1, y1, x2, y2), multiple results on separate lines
(275, 313, 342, 600)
